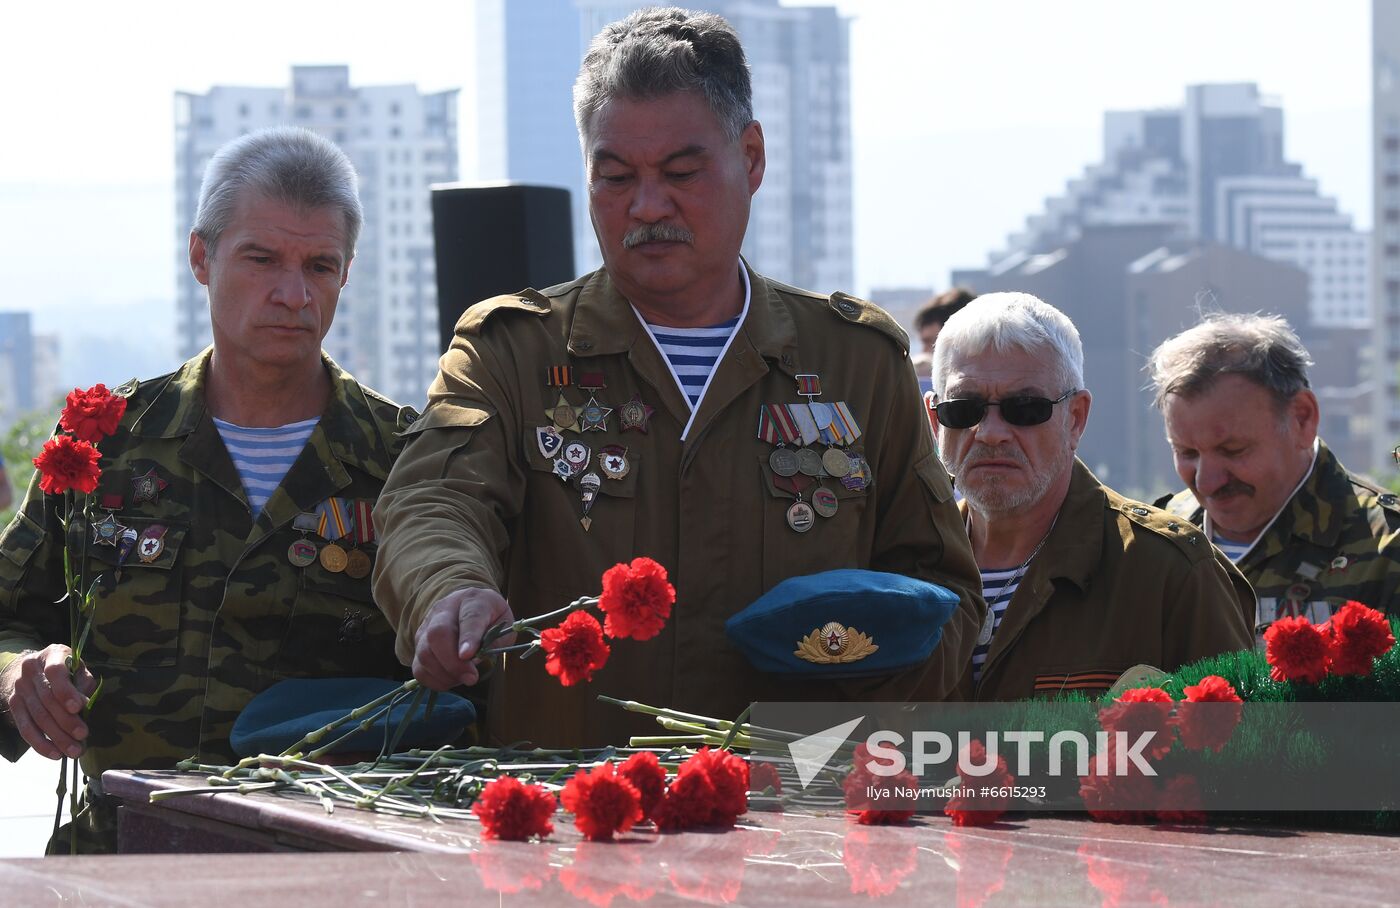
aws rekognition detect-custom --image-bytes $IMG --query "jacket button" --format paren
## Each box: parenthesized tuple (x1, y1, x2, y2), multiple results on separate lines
(1381, 494, 1398, 506)
(577, 341, 593, 351)
(1131, 506, 1148, 516)
(1168, 521, 1180, 531)
(838, 301, 857, 315)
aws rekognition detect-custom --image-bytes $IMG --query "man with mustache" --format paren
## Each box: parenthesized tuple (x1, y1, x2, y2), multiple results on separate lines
(929, 293, 1253, 700)
(0, 127, 415, 851)
(372, 7, 984, 747)
(1150, 313, 1400, 635)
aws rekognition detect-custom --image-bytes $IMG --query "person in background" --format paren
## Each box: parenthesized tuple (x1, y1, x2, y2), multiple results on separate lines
(1150, 312, 1400, 634)
(0, 453, 11, 512)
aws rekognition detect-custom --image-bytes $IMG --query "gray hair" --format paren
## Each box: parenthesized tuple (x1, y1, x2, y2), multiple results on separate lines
(1147, 312, 1313, 409)
(931, 292, 1085, 397)
(193, 126, 362, 260)
(573, 6, 753, 143)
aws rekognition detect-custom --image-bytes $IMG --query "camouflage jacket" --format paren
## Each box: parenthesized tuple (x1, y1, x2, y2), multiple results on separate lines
(1158, 440, 1400, 633)
(0, 349, 416, 779)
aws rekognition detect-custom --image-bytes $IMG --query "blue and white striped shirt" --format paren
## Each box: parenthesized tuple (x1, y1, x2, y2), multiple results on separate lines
(973, 566, 1024, 683)
(1211, 534, 1252, 564)
(649, 316, 741, 407)
(213, 416, 319, 518)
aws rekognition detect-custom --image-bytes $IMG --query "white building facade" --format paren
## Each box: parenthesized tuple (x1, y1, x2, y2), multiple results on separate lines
(174, 65, 458, 406)
(1375, 0, 1400, 465)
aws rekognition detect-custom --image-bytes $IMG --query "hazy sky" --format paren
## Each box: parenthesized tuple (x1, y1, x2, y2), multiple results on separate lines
(0, 0, 1371, 342)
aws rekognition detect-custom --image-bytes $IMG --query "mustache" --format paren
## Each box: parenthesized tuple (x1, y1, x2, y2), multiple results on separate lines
(958, 443, 1029, 471)
(623, 223, 694, 248)
(1205, 480, 1255, 499)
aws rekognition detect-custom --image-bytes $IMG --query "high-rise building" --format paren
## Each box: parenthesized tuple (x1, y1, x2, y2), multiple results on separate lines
(473, 0, 854, 293)
(1375, 0, 1400, 468)
(992, 83, 1370, 331)
(174, 65, 459, 406)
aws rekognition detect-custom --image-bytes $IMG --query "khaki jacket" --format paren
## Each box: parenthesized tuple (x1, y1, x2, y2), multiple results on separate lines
(373, 265, 985, 747)
(0, 350, 414, 776)
(1159, 440, 1400, 630)
(960, 460, 1255, 701)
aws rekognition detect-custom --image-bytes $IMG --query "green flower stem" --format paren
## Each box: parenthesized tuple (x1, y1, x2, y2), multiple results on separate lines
(278, 679, 419, 758)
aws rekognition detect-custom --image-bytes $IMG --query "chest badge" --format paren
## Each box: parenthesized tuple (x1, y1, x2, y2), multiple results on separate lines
(599, 445, 630, 480)
(619, 395, 656, 433)
(131, 467, 170, 505)
(536, 426, 564, 458)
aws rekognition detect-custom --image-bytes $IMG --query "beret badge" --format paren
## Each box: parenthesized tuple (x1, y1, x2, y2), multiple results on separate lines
(795, 621, 879, 664)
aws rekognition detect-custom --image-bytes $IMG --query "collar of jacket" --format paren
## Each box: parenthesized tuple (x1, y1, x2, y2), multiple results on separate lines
(564, 258, 800, 370)
(128, 346, 391, 483)
(1252, 439, 1349, 559)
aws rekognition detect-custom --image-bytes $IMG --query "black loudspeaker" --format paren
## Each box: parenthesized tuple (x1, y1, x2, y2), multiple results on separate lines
(431, 183, 577, 354)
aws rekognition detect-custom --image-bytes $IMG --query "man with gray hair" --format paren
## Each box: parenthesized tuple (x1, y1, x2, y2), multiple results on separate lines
(1150, 313, 1400, 631)
(929, 292, 1253, 700)
(373, 7, 983, 747)
(0, 126, 415, 851)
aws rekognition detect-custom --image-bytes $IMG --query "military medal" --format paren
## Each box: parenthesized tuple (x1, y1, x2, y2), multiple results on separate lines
(131, 467, 169, 505)
(821, 447, 852, 478)
(344, 500, 375, 580)
(578, 471, 602, 531)
(812, 487, 839, 518)
(769, 448, 799, 477)
(546, 392, 581, 434)
(92, 512, 127, 547)
(599, 444, 630, 480)
(320, 543, 349, 573)
(796, 447, 825, 477)
(757, 404, 802, 476)
(578, 396, 613, 432)
(620, 394, 656, 433)
(773, 474, 816, 533)
(564, 441, 591, 472)
(536, 426, 565, 458)
(137, 524, 168, 563)
(339, 608, 367, 644)
(841, 453, 871, 492)
(288, 539, 318, 568)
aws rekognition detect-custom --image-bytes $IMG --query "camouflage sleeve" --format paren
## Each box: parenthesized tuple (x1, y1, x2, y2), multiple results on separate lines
(371, 329, 526, 666)
(0, 468, 71, 762)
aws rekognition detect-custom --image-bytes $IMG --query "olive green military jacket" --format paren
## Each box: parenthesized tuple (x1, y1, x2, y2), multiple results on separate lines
(373, 264, 985, 747)
(960, 460, 1255, 701)
(1158, 440, 1400, 632)
(0, 350, 413, 778)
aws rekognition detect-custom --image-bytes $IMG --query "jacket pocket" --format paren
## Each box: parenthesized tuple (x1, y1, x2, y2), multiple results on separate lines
(84, 519, 188, 668)
(280, 555, 403, 680)
(758, 453, 868, 591)
(523, 433, 639, 545)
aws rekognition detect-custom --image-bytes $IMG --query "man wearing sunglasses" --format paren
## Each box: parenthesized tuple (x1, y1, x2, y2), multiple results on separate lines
(929, 293, 1254, 701)
(1150, 313, 1400, 634)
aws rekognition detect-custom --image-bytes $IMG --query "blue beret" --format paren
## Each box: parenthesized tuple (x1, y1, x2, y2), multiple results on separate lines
(724, 569, 961, 678)
(231, 677, 476, 758)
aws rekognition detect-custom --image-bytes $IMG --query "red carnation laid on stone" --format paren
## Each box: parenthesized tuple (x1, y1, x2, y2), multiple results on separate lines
(1097, 687, 1176, 761)
(472, 776, 557, 841)
(749, 761, 783, 795)
(1154, 774, 1208, 825)
(654, 747, 749, 832)
(844, 745, 918, 826)
(560, 762, 644, 841)
(1263, 616, 1332, 684)
(58, 383, 126, 444)
(597, 556, 676, 641)
(1325, 601, 1396, 677)
(33, 434, 102, 496)
(944, 740, 1013, 828)
(541, 610, 611, 687)
(1175, 675, 1243, 753)
(618, 750, 668, 821)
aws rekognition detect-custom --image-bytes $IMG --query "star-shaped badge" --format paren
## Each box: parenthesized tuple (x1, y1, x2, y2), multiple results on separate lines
(619, 394, 656, 433)
(578, 396, 613, 432)
(131, 467, 170, 505)
(546, 392, 582, 434)
(91, 512, 127, 547)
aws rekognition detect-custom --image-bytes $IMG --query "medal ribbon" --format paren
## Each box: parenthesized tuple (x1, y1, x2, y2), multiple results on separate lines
(832, 401, 862, 444)
(756, 407, 781, 445)
(546, 365, 574, 387)
(578, 370, 606, 390)
(787, 403, 821, 446)
(316, 498, 353, 541)
(796, 374, 822, 397)
(810, 402, 839, 445)
(354, 500, 375, 545)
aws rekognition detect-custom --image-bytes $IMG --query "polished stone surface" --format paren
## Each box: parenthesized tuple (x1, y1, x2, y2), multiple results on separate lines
(1, 770, 1397, 905)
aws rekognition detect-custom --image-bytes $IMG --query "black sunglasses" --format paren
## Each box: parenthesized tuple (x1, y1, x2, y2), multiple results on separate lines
(934, 389, 1078, 429)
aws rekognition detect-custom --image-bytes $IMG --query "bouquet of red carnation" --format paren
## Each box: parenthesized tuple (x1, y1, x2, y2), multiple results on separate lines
(1264, 602, 1395, 684)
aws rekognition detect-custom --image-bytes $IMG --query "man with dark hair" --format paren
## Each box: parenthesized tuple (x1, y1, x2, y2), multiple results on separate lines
(1150, 313, 1400, 632)
(0, 127, 415, 852)
(915, 287, 977, 355)
(373, 7, 984, 747)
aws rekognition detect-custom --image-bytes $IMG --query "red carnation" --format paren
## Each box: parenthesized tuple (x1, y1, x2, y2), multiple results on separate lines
(1097, 687, 1176, 761)
(33, 434, 102, 496)
(1326, 601, 1396, 676)
(944, 740, 1013, 827)
(1264, 616, 1332, 683)
(1079, 741, 1158, 824)
(749, 761, 783, 795)
(541, 610, 610, 686)
(655, 747, 749, 832)
(597, 556, 675, 640)
(472, 776, 557, 841)
(1175, 675, 1243, 753)
(618, 751, 668, 820)
(561, 762, 644, 841)
(843, 748, 918, 826)
(1155, 774, 1208, 825)
(58, 383, 127, 444)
